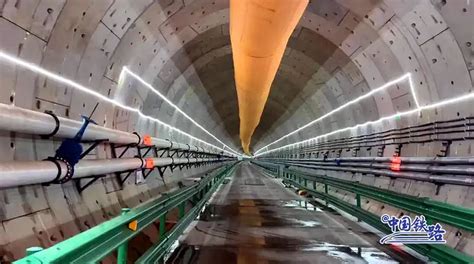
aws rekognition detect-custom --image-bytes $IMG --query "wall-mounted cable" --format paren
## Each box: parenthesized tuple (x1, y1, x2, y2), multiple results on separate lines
(120, 67, 240, 155)
(256, 86, 474, 156)
(255, 72, 420, 155)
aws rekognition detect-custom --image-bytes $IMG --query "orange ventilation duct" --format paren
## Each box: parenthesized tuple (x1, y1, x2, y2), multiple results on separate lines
(230, 0, 308, 154)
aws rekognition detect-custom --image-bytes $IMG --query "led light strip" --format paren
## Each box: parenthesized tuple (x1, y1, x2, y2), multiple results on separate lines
(120, 67, 239, 155)
(0, 51, 239, 157)
(255, 85, 474, 157)
(255, 72, 420, 155)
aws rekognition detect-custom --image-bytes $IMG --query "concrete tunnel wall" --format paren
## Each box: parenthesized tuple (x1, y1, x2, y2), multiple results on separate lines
(0, 0, 472, 261)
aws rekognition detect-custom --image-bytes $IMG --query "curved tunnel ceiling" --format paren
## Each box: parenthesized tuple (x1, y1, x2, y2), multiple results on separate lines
(0, 0, 473, 260)
(1, 0, 472, 154)
(133, 0, 370, 153)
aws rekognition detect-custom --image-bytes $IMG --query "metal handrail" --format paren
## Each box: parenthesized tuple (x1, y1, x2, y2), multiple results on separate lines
(262, 158, 474, 186)
(136, 164, 233, 262)
(253, 161, 474, 264)
(14, 163, 236, 264)
(253, 161, 474, 232)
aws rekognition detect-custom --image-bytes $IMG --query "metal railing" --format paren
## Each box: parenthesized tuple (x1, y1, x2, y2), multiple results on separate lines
(253, 160, 474, 264)
(14, 163, 236, 264)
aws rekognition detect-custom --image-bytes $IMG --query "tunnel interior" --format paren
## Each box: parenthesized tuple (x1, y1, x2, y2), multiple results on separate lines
(0, 0, 473, 263)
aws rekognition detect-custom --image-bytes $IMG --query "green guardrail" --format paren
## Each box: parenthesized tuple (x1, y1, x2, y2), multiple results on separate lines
(253, 161, 474, 264)
(15, 163, 236, 264)
(136, 163, 234, 263)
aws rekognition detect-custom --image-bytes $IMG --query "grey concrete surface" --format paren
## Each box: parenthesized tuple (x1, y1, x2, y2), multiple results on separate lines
(168, 162, 423, 263)
(0, 0, 473, 261)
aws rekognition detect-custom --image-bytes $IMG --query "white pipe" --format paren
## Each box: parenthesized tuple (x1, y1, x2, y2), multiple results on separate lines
(74, 158, 143, 178)
(0, 160, 67, 187)
(0, 103, 229, 156)
(0, 157, 224, 188)
(0, 103, 138, 145)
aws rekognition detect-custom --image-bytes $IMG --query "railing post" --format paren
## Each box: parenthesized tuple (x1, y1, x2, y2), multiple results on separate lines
(159, 212, 167, 240)
(193, 193, 200, 204)
(179, 202, 186, 219)
(356, 194, 361, 222)
(117, 208, 131, 264)
(324, 184, 329, 206)
(26, 247, 43, 256)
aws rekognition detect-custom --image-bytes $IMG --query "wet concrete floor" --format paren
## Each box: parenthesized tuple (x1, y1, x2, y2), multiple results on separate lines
(167, 162, 423, 264)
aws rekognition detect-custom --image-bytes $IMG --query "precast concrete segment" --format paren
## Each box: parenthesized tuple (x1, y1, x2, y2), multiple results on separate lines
(230, 0, 308, 153)
(254, 73, 419, 155)
(121, 67, 239, 155)
(0, 51, 239, 157)
(168, 162, 422, 263)
(255, 71, 474, 156)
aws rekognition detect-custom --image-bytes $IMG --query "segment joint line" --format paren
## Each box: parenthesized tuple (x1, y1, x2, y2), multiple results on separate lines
(0, 50, 240, 156)
(255, 72, 419, 155)
(120, 67, 239, 155)
(256, 74, 474, 156)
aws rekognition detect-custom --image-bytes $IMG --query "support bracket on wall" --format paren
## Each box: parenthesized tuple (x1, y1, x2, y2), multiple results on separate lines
(437, 140, 452, 157)
(377, 145, 385, 157)
(47, 138, 109, 192)
(394, 144, 403, 157)
(115, 169, 136, 187)
(80, 139, 109, 159)
(352, 147, 360, 157)
(75, 175, 105, 194)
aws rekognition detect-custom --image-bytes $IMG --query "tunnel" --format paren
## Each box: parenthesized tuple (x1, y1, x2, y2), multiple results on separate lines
(0, 0, 473, 263)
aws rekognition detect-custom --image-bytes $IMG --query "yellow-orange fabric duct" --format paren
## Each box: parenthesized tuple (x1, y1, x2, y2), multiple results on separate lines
(230, 0, 308, 154)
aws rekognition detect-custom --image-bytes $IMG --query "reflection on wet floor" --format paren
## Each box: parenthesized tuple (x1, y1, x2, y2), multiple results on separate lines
(281, 199, 323, 212)
(197, 200, 323, 228)
(167, 162, 423, 264)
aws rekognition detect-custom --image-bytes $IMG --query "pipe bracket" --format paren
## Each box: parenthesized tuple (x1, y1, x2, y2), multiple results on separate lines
(53, 156, 74, 184)
(43, 156, 74, 184)
(41, 110, 60, 139)
(132, 132, 141, 146)
(43, 157, 62, 185)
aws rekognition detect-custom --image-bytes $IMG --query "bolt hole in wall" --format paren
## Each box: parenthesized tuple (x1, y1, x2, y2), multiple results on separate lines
(0, 48, 238, 261)
(0, 1, 467, 262)
(0, 51, 240, 156)
(255, 67, 474, 156)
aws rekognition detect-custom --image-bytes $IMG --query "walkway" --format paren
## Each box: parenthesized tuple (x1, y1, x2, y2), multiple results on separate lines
(168, 162, 421, 263)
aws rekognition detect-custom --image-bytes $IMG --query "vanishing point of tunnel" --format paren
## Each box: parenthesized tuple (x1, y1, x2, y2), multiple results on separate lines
(0, 0, 473, 263)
